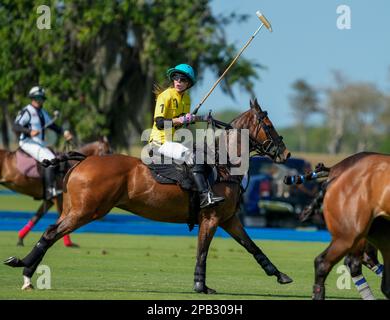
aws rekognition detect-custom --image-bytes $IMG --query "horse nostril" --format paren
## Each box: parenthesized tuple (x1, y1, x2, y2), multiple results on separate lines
(286, 152, 291, 159)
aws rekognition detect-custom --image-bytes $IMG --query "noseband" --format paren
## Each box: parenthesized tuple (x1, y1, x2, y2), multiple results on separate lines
(249, 110, 285, 160)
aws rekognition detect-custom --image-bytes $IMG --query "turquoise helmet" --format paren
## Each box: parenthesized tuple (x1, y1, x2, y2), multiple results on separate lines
(167, 64, 196, 87)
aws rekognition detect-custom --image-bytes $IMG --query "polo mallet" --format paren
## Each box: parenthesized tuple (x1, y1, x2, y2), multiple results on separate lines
(37, 110, 60, 133)
(192, 11, 272, 115)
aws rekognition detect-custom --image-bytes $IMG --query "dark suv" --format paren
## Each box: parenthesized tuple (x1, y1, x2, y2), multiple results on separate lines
(240, 156, 319, 228)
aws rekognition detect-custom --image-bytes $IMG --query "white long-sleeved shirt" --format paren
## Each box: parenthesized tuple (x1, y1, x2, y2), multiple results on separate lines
(14, 104, 62, 144)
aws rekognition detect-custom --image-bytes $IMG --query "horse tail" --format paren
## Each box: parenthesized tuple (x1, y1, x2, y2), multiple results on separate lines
(283, 162, 331, 185)
(283, 162, 331, 223)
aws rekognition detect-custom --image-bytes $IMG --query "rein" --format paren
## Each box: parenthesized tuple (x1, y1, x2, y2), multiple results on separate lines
(208, 112, 283, 160)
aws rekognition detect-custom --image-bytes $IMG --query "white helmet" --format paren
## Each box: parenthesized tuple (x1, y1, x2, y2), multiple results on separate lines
(28, 86, 46, 100)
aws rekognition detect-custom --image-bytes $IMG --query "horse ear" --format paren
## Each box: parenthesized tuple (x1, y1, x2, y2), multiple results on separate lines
(250, 99, 255, 109)
(102, 136, 108, 143)
(253, 98, 262, 111)
(250, 98, 261, 110)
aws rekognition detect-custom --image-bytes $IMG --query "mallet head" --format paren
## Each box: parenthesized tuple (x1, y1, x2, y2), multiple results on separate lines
(256, 11, 272, 32)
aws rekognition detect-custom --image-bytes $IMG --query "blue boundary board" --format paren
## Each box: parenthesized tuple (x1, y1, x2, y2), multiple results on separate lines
(0, 211, 331, 242)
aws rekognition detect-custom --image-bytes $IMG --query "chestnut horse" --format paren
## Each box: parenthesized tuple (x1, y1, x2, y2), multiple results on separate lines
(0, 137, 112, 247)
(303, 152, 390, 299)
(4, 99, 294, 293)
(285, 152, 385, 299)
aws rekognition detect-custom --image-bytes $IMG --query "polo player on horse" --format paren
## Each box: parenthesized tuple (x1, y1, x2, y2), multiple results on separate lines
(148, 64, 224, 209)
(13, 86, 73, 200)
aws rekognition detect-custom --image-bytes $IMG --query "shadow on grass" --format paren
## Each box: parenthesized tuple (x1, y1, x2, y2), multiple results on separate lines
(49, 287, 361, 300)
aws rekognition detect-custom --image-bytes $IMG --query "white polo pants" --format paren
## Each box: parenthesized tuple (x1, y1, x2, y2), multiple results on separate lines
(152, 141, 193, 165)
(19, 139, 56, 163)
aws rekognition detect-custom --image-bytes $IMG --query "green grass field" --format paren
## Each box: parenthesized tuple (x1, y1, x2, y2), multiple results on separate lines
(0, 231, 385, 300)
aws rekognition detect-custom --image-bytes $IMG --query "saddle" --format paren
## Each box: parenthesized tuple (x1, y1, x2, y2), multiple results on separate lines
(15, 148, 69, 179)
(148, 162, 217, 231)
(15, 149, 41, 178)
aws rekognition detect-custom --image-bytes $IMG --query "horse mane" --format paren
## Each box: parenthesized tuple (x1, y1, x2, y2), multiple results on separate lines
(77, 138, 110, 156)
(77, 141, 97, 151)
(229, 98, 261, 127)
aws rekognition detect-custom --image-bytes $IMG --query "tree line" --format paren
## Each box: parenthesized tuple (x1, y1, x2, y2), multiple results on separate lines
(1, 2, 388, 155)
(0, 1, 260, 149)
(287, 71, 390, 154)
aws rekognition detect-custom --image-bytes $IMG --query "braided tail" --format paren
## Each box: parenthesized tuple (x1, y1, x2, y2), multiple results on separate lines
(283, 162, 332, 222)
(283, 162, 330, 185)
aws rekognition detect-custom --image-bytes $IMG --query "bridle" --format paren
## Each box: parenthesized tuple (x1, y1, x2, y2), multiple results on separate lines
(210, 109, 285, 161)
(249, 109, 285, 161)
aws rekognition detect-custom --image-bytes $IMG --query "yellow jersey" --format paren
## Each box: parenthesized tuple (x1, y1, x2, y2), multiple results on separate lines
(149, 87, 191, 144)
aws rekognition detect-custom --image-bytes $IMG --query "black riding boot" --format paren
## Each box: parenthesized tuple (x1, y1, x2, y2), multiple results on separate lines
(42, 165, 60, 200)
(192, 165, 224, 209)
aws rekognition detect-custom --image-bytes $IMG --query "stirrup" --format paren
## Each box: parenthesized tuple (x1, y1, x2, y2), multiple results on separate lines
(45, 187, 62, 200)
(199, 192, 224, 209)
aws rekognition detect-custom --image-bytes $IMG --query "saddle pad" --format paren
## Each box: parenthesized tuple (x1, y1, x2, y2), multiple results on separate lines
(148, 163, 194, 191)
(148, 162, 201, 231)
(15, 150, 41, 178)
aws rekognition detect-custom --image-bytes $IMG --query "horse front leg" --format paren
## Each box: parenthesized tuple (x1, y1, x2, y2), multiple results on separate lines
(220, 214, 293, 284)
(17, 200, 53, 246)
(193, 215, 218, 294)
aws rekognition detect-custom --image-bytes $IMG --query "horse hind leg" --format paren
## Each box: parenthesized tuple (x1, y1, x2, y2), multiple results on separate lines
(4, 214, 80, 290)
(367, 217, 390, 299)
(220, 214, 293, 284)
(17, 200, 53, 246)
(344, 241, 375, 300)
(53, 196, 79, 248)
(193, 215, 219, 294)
(313, 238, 354, 300)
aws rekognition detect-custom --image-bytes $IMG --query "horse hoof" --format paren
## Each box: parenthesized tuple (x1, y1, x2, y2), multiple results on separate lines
(3, 256, 24, 268)
(312, 284, 325, 300)
(205, 287, 216, 294)
(277, 272, 293, 284)
(193, 282, 217, 294)
(21, 283, 34, 291)
(16, 239, 24, 247)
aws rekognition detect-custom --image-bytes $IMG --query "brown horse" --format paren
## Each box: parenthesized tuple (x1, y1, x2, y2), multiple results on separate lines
(306, 152, 390, 299)
(285, 152, 385, 299)
(0, 137, 112, 247)
(4, 99, 294, 293)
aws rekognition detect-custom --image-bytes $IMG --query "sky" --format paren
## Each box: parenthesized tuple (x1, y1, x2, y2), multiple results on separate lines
(190, 0, 390, 128)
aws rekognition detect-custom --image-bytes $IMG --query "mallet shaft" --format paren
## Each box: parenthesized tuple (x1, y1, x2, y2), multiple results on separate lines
(193, 23, 264, 115)
(192, 11, 272, 115)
